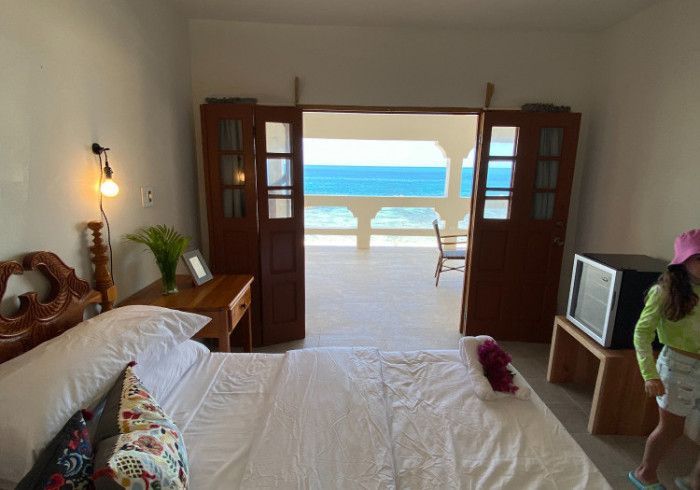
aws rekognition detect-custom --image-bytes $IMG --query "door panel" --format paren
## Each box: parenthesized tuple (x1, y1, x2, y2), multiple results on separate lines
(221, 231, 258, 272)
(201, 104, 258, 272)
(476, 230, 509, 271)
(272, 282, 297, 323)
(270, 231, 297, 273)
(201, 104, 263, 346)
(462, 110, 581, 342)
(255, 106, 305, 345)
(474, 283, 503, 321)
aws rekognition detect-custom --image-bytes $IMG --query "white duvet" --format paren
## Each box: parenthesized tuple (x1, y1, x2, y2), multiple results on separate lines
(163, 348, 610, 489)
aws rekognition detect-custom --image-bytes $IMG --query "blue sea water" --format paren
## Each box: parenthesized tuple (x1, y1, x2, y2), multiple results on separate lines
(304, 165, 511, 197)
(303, 165, 511, 231)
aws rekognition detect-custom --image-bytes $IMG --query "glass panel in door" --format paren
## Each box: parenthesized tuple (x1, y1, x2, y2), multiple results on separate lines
(534, 160, 559, 189)
(219, 120, 243, 151)
(532, 192, 555, 220)
(269, 199, 293, 219)
(486, 159, 514, 189)
(223, 188, 245, 218)
(220, 155, 245, 185)
(539, 128, 563, 157)
(266, 158, 292, 187)
(483, 153, 515, 220)
(266, 122, 291, 153)
(489, 126, 518, 156)
(532, 159, 558, 219)
(268, 189, 293, 219)
(484, 198, 510, 219)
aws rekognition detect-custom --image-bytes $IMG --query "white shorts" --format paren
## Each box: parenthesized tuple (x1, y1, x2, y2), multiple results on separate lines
(656, 346, 700, 417)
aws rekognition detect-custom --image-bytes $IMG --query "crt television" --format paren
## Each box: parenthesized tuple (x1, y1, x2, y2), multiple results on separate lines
(566, 253, 667, 349)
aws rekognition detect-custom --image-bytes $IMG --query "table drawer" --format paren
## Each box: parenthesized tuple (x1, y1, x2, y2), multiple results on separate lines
(229, 287, 251, 333)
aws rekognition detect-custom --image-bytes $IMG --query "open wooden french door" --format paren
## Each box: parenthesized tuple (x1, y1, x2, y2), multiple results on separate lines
(462, 110, 581, 342)
(201, 103, 263, 346)
(254, 106, 305, 344)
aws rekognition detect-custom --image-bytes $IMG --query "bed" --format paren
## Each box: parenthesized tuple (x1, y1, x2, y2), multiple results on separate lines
(0, 250, 610, 489)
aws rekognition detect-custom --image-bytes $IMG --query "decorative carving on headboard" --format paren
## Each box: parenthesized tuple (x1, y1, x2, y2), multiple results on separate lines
(87, 221, 117, 311)
(0, 252, 99, 363)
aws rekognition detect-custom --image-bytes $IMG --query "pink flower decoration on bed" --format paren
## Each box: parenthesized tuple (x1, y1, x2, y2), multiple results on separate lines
(477, 340, 518, 394)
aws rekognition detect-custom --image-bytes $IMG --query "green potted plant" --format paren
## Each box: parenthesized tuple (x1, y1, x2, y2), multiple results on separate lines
(125, 225, 190, 295)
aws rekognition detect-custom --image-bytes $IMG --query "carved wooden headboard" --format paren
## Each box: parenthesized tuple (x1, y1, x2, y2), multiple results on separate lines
(0, 222, 117, 363)
(0, 252, 101, 363)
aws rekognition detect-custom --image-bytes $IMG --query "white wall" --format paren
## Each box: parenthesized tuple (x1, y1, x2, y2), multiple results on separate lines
(576, 0, 700, 260)
(190, 21, 597, 108)
(0, 0, 198, 307)
(189, 20, 599, 285)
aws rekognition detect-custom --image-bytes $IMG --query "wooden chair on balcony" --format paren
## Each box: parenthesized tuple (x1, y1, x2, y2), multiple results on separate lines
(432, 219, 468, 286)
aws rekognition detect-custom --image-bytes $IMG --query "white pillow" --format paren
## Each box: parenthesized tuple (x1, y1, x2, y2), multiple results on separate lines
(134, 339, 210, 403)
(459, 335, 531, 401)
(0, 305, 210, 487)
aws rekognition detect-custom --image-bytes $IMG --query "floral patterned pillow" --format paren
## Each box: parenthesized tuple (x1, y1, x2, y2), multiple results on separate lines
(93, 362, 176, 442)
(92, 427, 188, 489)
(92, 364, 188, 489)
(17, 410, 94, 490)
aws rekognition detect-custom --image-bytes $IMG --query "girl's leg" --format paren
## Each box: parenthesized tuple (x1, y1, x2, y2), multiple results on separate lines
(635, 407, 686, 483)
(691, 455, 700, 489)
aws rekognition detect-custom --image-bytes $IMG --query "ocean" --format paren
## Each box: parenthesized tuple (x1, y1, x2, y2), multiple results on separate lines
(304, 165, 511, 197)
(306, 165, 462, 197)
(304, 165, 511, 231)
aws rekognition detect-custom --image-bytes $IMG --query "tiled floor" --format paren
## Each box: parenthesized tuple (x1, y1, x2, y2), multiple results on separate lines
(256, 246, 699, 489)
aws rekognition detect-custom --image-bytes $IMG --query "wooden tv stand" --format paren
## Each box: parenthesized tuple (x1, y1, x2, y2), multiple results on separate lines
(546, 316, 658, 436)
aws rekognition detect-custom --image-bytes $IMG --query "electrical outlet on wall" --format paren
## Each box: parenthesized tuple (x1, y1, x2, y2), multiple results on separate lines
(141, 186, 154, 207)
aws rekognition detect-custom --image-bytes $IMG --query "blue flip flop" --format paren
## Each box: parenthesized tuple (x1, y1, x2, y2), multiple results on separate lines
(628, 471, 666, 489)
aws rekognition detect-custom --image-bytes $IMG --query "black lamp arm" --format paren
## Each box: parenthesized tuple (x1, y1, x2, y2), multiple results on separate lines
(92, 143, 114, 176)
(91, 143, 110, 155)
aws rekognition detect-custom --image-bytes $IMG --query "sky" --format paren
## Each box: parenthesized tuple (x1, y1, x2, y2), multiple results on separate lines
(303, 138, 450, 167)
(301, 138, 518, 168)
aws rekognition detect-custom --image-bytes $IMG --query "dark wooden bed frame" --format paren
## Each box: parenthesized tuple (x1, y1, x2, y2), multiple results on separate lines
(0, 221, 117, 363)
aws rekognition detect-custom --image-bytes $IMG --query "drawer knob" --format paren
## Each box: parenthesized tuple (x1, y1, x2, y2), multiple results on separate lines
(239, 303, 246, 309)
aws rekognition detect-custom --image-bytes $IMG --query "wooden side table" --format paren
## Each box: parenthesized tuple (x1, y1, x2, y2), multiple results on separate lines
(547, 315, 658, 436)
(120, 274, 254, 353)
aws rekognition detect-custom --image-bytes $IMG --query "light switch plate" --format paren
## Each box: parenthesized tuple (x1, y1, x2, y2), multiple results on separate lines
(141, 186, 154, 207)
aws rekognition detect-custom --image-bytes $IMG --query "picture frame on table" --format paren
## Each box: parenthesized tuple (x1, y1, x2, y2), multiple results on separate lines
(182, 250, 213, 286)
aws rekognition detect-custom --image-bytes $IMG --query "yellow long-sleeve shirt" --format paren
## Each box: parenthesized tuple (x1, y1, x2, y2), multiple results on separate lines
(633, 284, 700, 380)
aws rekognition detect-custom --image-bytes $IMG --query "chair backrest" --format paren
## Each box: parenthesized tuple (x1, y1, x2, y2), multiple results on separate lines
(432, 219, 444, 254)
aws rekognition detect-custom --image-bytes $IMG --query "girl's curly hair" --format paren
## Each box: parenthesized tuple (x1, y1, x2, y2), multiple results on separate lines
(658, 264, 699, 321)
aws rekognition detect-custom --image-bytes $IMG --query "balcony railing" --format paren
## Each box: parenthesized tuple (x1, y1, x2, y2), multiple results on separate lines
(304, 194, 471, 249)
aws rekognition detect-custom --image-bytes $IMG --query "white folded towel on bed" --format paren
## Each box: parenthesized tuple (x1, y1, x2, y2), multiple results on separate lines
(459, 336, 531, 401)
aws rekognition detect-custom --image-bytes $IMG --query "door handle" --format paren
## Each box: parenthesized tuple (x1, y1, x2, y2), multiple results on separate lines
(553, 237, 565, 246)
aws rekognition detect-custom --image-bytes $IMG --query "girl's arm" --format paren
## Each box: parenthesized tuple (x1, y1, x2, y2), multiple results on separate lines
(633, 285, 662, 381)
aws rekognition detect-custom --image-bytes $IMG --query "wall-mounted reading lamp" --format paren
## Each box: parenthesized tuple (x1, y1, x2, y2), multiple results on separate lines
(92, 143, 119, 197)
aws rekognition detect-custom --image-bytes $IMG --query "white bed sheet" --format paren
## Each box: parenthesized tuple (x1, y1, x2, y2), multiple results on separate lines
(163, 348, 610, 489)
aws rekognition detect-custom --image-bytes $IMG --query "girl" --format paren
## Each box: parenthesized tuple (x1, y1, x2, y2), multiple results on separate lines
(629, 229, 700, 490)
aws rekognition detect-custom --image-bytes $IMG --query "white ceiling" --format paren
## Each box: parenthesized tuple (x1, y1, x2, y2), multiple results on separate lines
(174, 0, 661, 31)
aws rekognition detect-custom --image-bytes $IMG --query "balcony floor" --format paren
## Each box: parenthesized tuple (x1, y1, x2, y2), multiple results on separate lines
(305, 245, 464, 349)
